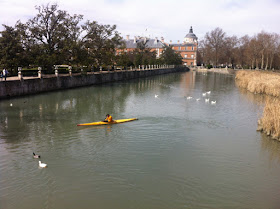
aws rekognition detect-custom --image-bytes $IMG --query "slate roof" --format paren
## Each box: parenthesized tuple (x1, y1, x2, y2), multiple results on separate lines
(123, 38, 165, 49)
(185, 26, 198, 40)
(170, 43, 196, 47)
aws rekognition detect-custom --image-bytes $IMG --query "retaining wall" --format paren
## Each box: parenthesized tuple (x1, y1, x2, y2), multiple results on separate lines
(0, 67, 188, 99)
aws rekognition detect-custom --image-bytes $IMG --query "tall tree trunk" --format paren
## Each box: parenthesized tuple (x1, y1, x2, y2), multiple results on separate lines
(270, 54, 274, 70)
(265, 54, 269, 70)
(261, 51, 264, 69)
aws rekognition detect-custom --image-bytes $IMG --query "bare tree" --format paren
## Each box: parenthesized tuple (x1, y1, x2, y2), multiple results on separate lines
(204, 27, 226, 67)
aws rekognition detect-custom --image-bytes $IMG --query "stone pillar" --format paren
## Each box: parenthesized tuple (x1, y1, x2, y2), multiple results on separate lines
(18, 67, 22, 80)
(139, 65, 141, 70)
(68, 66, 72, 76)
(100, 66, 102, 72)
(55, 66, 58, 77)
(38, 67, 42, 79)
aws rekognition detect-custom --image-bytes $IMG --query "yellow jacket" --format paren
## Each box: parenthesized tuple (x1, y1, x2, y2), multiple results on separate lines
(105, 115, 113, 122)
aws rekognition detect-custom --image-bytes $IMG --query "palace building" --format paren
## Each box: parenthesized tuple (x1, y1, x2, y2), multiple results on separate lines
(169, 26, 198, 66)
(120, 26, 198, 66)
(120, 35, 166, 58)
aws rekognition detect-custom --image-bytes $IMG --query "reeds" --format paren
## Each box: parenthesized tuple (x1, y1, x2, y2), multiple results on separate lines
(236, 70, 280, 140)
(235, 70, 280, 97)
(257, 98, 280, 140)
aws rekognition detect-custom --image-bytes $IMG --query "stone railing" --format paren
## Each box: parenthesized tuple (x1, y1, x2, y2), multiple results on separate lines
(13, 65, 176, 80)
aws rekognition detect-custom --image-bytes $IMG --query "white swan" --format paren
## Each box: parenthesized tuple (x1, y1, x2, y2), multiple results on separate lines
(10, 103, 13, 107)
(202, 93, 206, 97)
(196, 98, 200, 101)
(211, 101, 216, 105)
(39, 161, 47, 168)
(155, 94, 158, 98)
(205, 98, 209, 102)
(207, 91, 211, 94)
(187, 96, 192, 100)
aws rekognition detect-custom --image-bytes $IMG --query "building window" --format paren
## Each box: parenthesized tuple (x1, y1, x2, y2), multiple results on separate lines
(191, 46, 194, 50)
(191, 54, 194, 58)
(179, 47, 181, 50)
(184, 54, 187, 58)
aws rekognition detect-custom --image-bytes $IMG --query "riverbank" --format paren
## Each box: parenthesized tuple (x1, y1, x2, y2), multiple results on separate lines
(192, 67, 236, 74)
(235, 70, 280, 140)
(0, 67, 188, 99)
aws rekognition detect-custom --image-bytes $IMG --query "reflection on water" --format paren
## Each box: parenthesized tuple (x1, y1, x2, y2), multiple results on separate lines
(261, 133, 280, 164)
(1, 71, 280, 209)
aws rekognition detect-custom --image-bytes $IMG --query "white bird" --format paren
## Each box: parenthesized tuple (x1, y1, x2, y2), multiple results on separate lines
(155, 94, 158, 98)
(39, 161, 47, 168)
(196, 98, 200, 101)
(187, 96, 192, 100)
(202, 93, 206, 97)
(211, 101, 216, 105)
(205, 98, 209, 102)
(10, 103, 13, 107)
(207, 91, 211, 94)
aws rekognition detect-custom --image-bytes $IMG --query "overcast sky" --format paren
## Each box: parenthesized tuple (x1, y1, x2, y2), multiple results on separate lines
(0, 0, 279, 42)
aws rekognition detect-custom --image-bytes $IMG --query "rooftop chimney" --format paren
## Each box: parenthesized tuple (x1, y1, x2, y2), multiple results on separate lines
(134, 36, 137, 43)
(170, 40, 172, 44)
(126, 35, 130, 40)
(161, 37, 164, 43)
(177, 40, 180, 43)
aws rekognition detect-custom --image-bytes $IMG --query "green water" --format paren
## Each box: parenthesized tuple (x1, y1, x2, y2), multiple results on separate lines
(1, 72, 280, 209)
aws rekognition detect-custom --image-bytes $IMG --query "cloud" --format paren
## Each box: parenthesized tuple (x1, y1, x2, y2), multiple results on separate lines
(0, 0, 280, 41)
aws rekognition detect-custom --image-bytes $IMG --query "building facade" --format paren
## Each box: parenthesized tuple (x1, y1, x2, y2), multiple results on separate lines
(169, 26, 198, 66)
(119, 26, 198, 66)
(119, 35, 166, 58)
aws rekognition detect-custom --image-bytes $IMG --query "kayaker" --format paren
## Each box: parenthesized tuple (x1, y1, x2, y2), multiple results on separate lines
(104, 114, 113, 122)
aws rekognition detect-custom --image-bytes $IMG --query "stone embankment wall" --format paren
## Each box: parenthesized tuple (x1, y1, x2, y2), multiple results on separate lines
(0, 67, 188, 99)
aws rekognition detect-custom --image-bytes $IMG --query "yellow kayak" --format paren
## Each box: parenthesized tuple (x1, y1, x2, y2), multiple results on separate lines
(77, 118, 138, 126)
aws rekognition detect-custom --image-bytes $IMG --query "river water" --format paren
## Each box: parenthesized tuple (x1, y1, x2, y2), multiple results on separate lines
(1, 71, 280, 209)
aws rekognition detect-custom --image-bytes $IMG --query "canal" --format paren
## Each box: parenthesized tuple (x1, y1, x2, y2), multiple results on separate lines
(1, 71, 280, 209)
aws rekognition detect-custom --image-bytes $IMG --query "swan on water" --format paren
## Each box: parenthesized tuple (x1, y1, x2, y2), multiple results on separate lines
(39, 161, 47, 168)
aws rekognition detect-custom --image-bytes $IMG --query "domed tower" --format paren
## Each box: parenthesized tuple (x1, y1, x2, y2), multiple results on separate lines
(184, 26, 198, 44)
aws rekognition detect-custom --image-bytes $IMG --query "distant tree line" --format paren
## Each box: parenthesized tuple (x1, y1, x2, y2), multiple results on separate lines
(198, 27, 280, 70)
(0, 3, 182, 74)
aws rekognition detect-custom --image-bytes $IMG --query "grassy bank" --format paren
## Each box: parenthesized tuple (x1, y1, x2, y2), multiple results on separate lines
(236, 70, 280, 140)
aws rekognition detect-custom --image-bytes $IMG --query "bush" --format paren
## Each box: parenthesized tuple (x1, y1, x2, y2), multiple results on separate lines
(206, 64, 212, 69)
